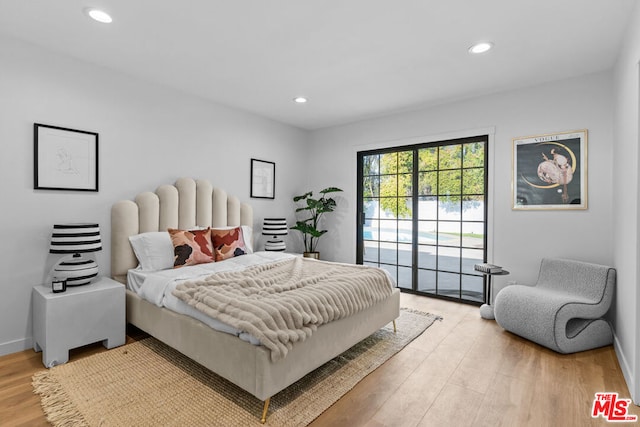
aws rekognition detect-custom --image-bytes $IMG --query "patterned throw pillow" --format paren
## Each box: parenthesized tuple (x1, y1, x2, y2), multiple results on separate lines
(210, 227, 248, 261)
(168, 228, 214, 268)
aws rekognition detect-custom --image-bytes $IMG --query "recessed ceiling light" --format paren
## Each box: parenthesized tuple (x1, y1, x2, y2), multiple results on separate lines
(468, 42, 493, 54)
(293, 97, 308, 104)
(84, 8, 113, 24)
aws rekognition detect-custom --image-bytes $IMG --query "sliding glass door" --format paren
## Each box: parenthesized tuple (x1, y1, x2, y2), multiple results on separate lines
(357, 136, 488, 304)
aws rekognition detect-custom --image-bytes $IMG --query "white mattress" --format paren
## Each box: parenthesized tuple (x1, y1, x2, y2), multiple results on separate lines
(127, 251, 296, 344)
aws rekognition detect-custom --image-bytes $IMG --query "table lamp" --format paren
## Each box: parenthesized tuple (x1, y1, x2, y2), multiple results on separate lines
(49, 223, 102, 286)
(262, 218, 287, 251)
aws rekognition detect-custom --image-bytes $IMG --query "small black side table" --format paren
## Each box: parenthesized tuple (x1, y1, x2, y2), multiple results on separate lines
(478, 269, 509, 320)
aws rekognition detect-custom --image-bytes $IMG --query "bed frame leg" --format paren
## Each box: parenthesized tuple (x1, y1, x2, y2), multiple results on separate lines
(393, 320, 397, 333)
(260, 397, 271, 424)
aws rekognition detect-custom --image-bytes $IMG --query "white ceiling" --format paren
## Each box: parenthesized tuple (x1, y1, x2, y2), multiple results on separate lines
(0, 1, 636, 130)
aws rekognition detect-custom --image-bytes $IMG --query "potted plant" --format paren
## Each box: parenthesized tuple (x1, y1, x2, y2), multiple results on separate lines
(291, 187, 343, 259)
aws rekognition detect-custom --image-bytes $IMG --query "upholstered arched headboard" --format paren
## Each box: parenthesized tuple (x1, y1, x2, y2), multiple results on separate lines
(111, 177, 253, 284)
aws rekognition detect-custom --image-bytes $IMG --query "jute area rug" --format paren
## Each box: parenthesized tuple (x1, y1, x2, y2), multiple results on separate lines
(33, 309, 441, 427)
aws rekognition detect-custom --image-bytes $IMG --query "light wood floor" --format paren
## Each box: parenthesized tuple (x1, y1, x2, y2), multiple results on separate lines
(1, 293, 637, 427)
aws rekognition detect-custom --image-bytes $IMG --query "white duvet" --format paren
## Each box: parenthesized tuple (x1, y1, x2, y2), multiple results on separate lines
(127, 251, 296, 345)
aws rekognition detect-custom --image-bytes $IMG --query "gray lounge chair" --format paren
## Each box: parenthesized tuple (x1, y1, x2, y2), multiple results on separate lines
(494, 258, 615, 354)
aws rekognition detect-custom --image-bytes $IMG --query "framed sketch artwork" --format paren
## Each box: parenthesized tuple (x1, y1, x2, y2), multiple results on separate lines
(34, 123, 99, 192)
(512, 129, 587, 210)
(250, 158, 275, 199)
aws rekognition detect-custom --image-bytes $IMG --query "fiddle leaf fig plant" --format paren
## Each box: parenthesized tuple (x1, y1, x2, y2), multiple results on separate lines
(291, 187, 343, 253)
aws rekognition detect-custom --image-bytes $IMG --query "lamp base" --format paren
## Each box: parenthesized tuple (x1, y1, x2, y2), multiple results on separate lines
(264, 237, 286, 252)
(53, 254, 99, 286)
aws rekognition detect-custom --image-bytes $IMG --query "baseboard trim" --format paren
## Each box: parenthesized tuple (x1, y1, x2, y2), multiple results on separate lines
(613, 332, 637, 405)
(0, 337, 33, 357)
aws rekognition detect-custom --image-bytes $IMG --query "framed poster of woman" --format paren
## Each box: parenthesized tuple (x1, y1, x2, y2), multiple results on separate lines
(512, 129, 587, 210)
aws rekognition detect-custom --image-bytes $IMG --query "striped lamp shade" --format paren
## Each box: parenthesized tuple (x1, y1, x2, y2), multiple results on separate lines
(50, 224, 102, 286)
(262, 218, 287, 252)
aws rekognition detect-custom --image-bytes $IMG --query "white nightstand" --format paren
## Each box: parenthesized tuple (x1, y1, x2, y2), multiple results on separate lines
(32, 276, 126, 367)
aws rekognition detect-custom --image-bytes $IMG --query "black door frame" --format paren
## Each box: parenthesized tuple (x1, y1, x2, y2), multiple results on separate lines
(356, 135, 489, 305)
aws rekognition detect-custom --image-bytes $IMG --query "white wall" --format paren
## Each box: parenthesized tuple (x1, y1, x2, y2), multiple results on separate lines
(0, 35, 309, 356)
(613, 1, 640, 404)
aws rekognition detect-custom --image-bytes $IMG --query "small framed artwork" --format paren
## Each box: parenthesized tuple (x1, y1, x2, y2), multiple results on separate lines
(250, 158, 275, 199)
(34, 123, 99, 192)
(512, 129, 587, 210)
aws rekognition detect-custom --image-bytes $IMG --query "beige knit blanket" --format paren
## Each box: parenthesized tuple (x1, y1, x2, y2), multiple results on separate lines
(172, 257, 394, 361)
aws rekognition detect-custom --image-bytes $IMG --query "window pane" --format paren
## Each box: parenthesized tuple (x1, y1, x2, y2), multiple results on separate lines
(380, 241, 397, 264)
(418, 245, 436, 269)
(398, 151, 413, 173)
(398, 266, 412, 288)
(418, 221, 437, 244)
(438, 223, 461, 247)
(461, 248, 484, 274)
(439, 196, 461, 221)
(363, 176, 379, 198)
(398, 243, 412, 266)
(363, 241, 379, 263)
(418, 147, 438, 171)
(418, 269, 436, 293)
(419, 172, 437, 196)
(462, 224, 484, 249)
(364, 218, 379, 240)
(380, 198, 398, 218)
(398, 198, 412, 220)
(439, 145, 461, 169)
(438, 170, 461, 195)
(398, 219, 412, 243)
(437, 271, 460, 298)
(438, 246, 460, 272)
(364, 198, 379, 219)
(418, 196, 437, 220)
(462, 196, 484, 221)
(380, 175, 398, 197)
(461, 275, 484, 303)
(363, 154, 380, 175)
(463, 142, 485, 168)
(379, 219, 397, 241)
(380, 152, 397, 174)
(398, 173, 413, 196)
(463, 168, 484, 195)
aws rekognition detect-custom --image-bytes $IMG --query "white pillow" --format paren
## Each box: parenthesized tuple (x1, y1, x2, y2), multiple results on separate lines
(128, 231, 174, 271)
(241, 226, 254, 253)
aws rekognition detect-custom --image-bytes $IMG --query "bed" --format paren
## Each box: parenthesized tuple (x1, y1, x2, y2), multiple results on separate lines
(111, 177, 400, 422)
